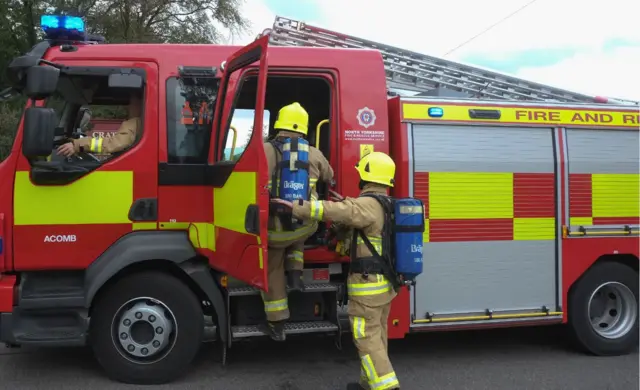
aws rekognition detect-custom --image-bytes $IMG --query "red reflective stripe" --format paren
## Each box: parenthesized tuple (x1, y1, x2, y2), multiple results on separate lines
(593, 217, 640, 225)
(429, 219, 514, 242)
(569, 173, 592, 217)
(414, 172, 429, 218)
(513, 173, 555, 218)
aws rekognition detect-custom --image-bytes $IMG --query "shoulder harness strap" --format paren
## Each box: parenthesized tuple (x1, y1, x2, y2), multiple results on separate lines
(275, 137, 311, 172)
(268, 140, 283, 198)
(350, 193, 401, 290)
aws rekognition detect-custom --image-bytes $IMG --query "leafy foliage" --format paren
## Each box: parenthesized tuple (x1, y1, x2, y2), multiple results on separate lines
(0, 0, 249, 161)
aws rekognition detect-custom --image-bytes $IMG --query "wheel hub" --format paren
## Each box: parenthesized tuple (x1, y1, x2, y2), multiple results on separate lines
(588, 282, 637, 340)
(113, 298, 177, 362)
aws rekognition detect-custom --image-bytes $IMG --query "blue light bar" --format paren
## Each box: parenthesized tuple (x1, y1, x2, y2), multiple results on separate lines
(40, 15, 86, 41)
(428, 107, 444, 118)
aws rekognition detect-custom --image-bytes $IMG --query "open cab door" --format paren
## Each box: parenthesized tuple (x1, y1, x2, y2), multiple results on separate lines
(209, 36, 270, 291)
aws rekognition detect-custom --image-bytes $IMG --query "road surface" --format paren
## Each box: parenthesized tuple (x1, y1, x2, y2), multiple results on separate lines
(0, 325, 637, 390)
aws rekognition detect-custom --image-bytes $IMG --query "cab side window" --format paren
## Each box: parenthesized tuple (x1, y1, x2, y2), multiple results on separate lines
(166, 77, 217, 164)
(221, 109, 270, 162)
(22, 67, 147, 185)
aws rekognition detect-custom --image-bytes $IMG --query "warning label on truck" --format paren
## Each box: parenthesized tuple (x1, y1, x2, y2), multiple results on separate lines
(344, 129, 385, 141)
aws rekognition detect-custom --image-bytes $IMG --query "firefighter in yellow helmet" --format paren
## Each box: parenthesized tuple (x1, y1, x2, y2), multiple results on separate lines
(262, 102, 334, 341)
(272, 151, 401, 390)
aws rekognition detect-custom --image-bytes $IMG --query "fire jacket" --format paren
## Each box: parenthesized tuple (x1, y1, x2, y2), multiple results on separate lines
(291, 184, 387, 258)
(73, 117, 140, 154)
(292, 183, 397, 304)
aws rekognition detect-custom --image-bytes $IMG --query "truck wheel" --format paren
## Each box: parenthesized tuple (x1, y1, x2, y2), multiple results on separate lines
(90, 271, 204, 384)
(568, 261, 639, 356)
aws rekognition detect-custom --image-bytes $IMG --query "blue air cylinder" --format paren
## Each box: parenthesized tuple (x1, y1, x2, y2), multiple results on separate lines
(393, 198, 425, 281)
(279, 137, 310, 202)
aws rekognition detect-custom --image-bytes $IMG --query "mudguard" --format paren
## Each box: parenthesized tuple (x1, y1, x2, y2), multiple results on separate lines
(84, 231, 228, 344)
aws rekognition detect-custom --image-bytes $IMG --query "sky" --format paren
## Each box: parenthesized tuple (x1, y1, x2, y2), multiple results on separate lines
(224, 109, 270, 157)
(217, 0, 640, 103)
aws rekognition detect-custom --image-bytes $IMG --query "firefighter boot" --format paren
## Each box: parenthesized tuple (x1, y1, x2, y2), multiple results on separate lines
(267, 320, 286, 342)
(287, 270, 305, 292)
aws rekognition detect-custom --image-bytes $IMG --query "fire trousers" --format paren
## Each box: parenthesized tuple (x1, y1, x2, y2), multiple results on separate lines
(347, 273, 400, 390)
(261, 241, 306, 322)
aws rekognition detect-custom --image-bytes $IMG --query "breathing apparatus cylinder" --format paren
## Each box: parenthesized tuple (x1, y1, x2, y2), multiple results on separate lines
(278, 137, 310, 202)
(392, 198, 425, 282)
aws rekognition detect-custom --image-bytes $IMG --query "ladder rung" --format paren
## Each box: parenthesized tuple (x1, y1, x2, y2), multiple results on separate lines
(270, 16, 638, 106)
(270, 26, 583, 103)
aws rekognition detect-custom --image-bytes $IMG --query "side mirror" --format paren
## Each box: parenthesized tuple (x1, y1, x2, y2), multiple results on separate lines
(109, 73, 143, 89)
(22, 107, 57, 158)
(25, 65, 60, 100)
(77, 107, 92, 129)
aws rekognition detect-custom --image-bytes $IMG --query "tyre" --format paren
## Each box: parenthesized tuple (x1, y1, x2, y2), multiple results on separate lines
(90, 271, 204, 384)
(568, 261, 639, 356)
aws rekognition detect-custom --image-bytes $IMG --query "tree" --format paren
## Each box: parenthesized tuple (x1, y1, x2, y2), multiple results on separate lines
(0, 0, 250, 159)
(50, 0, 249, 44)
(247, 123, 269, 143)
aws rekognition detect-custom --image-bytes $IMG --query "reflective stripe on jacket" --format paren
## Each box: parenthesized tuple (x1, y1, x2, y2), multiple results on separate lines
(73, 117, 140, 154)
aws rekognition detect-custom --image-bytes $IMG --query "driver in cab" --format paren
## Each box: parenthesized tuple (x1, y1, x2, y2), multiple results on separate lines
(57, 93, 142, 157)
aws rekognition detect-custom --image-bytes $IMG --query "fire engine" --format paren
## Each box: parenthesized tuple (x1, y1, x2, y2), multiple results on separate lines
(0, 14, 637, 385)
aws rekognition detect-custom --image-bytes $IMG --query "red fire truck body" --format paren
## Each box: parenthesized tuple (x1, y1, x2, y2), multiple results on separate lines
(0, 19, 637, 384)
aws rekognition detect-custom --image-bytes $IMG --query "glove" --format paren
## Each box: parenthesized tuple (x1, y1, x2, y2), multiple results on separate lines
(329, 222, 350, 240)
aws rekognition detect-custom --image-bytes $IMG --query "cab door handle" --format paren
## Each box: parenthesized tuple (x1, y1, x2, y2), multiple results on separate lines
(245, 204, 260, 234)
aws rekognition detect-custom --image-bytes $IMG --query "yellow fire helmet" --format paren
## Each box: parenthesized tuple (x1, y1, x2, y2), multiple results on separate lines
(274, 102, 309, 136)
(355, 151, 396, 187)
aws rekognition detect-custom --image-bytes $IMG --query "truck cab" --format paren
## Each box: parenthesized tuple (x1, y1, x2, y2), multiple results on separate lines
(0, 15, 391, 384)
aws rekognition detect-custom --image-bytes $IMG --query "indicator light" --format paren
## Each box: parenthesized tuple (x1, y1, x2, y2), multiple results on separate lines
(428, 107, 444, 118)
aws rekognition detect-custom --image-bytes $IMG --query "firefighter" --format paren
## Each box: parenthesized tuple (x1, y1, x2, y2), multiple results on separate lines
(263, 102, 334, 341)
(57, 92, 142, 157)
(271, 151, 401, 390)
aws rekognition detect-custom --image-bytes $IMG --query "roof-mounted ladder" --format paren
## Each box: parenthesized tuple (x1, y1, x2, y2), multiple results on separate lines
(264, 16, 637, 106)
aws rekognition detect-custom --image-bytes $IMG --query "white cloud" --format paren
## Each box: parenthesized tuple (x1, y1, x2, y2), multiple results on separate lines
(517, 46, 640, 101)
(311, 0, 639, 57)
(213, 0, 276, 45)
(224, 0, 640, 101)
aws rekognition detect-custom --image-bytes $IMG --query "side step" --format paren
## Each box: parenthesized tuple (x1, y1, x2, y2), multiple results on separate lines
(228, 282, 342, 297)
(18, 271, 86, 309)
(1, 310, 88, 347)
(232, 320, 339, 339)
(1, 271, 89, 347)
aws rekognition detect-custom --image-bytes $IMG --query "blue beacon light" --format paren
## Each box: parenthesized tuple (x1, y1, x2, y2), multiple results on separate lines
(428, 107, 444, 118)
(41, 15, 86, 40)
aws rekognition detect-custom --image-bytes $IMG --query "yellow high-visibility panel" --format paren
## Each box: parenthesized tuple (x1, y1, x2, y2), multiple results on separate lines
(213, 171, 257, 234)
(429, 172, 514, 219)
(513, 217, 555, 240)
(592, 174, 639, 218)
(14, 171, 133, 226)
